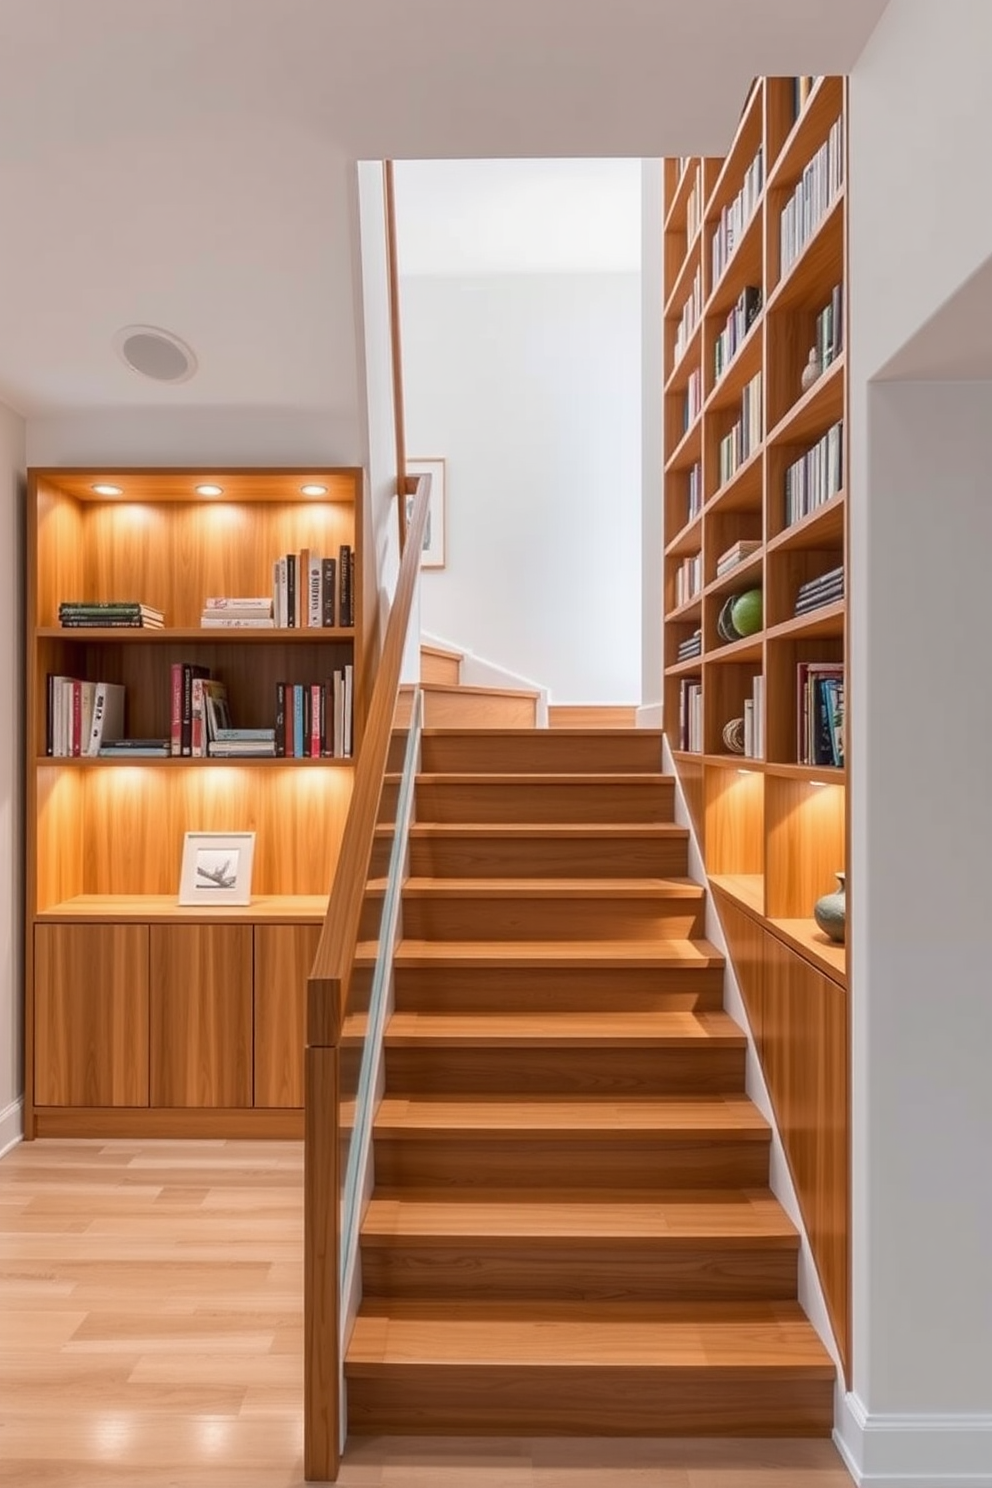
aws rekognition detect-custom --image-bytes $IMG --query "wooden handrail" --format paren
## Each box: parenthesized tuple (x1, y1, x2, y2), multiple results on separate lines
(304, 470, 431, 1483)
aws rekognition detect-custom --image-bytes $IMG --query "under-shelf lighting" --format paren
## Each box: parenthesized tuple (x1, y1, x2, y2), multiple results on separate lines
(195, 483, 224, 497)
(300, 483, 327, 497)
(92, 483, 123, 496)
(809, 780, 829, 788)
(737, 768, 757, 776)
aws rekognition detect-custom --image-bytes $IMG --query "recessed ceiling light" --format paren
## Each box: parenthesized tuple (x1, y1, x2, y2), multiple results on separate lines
(195, 484, 224, 497)
(300, 484, 327, 497)
(113, 324, 198, 384)
(92, 483, 124, 496)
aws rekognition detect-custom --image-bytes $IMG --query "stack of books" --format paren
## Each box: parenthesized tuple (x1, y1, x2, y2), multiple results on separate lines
(208, 728, 276, 759)
(271, 545, 354, 629)
(200, 597, 274, 629)
(676, 628, 702, 663)
(715, 539, 761, 576)
(794, 564, 844, 616)
(98, 738, 170, 758)
(59, 601, 164, 629)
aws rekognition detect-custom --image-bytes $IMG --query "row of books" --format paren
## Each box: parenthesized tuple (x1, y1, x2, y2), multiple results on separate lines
(46, 676, 126, 756)
(683, 368, 703, 432)
(676, 628, 702, 663)
(674, 554, 702, 608)
(686, 462, 702, 523)
(58, 602, 164, 630)
(199, 597, 275, 629)
(271, 545, 354, 629)
(798, 663, 844, 767)
(815, 284, 844, 371)
(713, 285, 761, 382)
(780, 115, 845, 277)
(784, 419, 843, 526)
(686, 163, 704, 243)
(742, 673, 765, 760)
(795, 565, 844, 615)
(678, 678, 703, 753)
(170, 663, 354, 758)
(790, 75, 819, 123)
(717, 370, 763, 487)
(673, 265, 703, 365)
(275, 672, 354, 759)
(711, 145, 763, 286)
(716, 538, 761, 576)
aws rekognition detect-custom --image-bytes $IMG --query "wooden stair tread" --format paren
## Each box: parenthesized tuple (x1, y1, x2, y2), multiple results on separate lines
(362, 1189, 799, 1244)
(386, 938, 725, 968)
(416, 776, 673, 790)
(346, 1299, 834, 1373)
(421, 644, 465, 662)
(374, 1095, 769, 1137)
(422, 682, 541, 701)
(404, 822, 689, 839)
(421, 728, 664, 739)
(385, 1009, 745, 1046)
(382, 877, 704, 900)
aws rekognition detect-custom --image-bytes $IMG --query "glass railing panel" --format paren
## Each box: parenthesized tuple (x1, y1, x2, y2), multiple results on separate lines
(338, 684, 421, 1325)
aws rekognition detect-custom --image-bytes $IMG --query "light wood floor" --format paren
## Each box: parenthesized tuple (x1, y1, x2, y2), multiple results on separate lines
(0, 1139, 853, 1486)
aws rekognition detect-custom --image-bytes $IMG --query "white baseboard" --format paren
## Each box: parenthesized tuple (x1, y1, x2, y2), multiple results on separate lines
(635, 702, 663, 729)
(836, 1392, 992, 1485)
(0, 1096, 23, 1158)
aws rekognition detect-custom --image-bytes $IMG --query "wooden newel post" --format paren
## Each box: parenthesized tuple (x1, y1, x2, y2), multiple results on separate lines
(304, 974, 342, 1482)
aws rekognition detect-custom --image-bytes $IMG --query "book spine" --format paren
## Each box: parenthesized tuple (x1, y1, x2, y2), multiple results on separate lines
(338, 546, 352, 628)
(286, 554, 296, 628)
(203, 597, 272, 610)
(293, 685, 304, 758)
(71, 680, 82, 757)
(274, 681, 286, 758)
(88, 681, 109, 755)
(181, 664, 192, 756)
(310, 683, 322, 758)
(321, 558, 336, 627)
(191, 677, 205, 758)
(170, 663, 182, 756)
(308, 556, 322, 629)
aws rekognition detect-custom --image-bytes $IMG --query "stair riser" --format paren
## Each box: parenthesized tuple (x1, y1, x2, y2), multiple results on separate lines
(421, 656, 461, 686)
(420, 732, 664, 775)
(360, 1244, 798, 1303)
(415, 781, 675, 825)
(395, 897, 704, 942)
(383, 1046, 746, 1096)
(393, 965, 726, 1014)
(406, 835, 689, 878)
(422, 693, 538, 729)
(374, 1137, 770, 1190)
(345, 1368, 833, 1436)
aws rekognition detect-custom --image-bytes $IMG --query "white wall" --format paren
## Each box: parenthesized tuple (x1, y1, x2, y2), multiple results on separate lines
(400, 271, 642, 704)
(25, 410, 354, 469)
(845, 4, 992, 1481)
(0, 400, 25, 1155)
(640, 160, 664, 719)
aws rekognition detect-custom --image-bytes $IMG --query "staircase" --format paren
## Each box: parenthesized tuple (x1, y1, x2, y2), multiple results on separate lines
(346, 728, 835, 1437)
(420, 642, 540, 728)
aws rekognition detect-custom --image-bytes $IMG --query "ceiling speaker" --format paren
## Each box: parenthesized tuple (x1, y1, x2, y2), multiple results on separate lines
(114, 325, 198, 383)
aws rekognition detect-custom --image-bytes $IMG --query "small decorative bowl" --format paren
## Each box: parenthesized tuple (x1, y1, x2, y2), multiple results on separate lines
(722, 717, 746, 754)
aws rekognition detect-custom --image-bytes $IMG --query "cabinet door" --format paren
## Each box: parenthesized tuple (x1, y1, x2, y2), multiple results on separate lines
(34, 924, 149, 1106)
(253, 924, 320, 1108)
(149, 925, 253, 1107)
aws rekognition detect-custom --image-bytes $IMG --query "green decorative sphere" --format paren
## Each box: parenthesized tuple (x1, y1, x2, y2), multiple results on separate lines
(730, 588, 763, 637)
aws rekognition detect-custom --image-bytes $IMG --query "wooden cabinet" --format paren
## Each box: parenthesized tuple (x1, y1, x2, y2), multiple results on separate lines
(149, 925, 253, 1108)
(253, 924, 320, 1108)
(33, 924, 149, 1107)
(662, 78, 848, 986)
(25, 467, 365, 1137)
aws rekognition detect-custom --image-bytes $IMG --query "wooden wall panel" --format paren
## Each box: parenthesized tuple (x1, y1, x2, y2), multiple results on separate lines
(254, 924, 321, 1107)
(714, 888, 849, 1377)
(149, 925, 253, 1107)
(765, 776, 845, 919)
(34, 924, 149, 1106)
(704, 767, 764, 876)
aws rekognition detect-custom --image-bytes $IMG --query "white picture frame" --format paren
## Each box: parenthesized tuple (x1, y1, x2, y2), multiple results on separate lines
(178, 831, 256, 906)
(406, 458, 446, 569)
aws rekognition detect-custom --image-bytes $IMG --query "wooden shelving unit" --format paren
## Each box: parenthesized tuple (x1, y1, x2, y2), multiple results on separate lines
(662, 79, 851, 1376)
(25, 467, 365, 1138)
(662, 76, 848, 983)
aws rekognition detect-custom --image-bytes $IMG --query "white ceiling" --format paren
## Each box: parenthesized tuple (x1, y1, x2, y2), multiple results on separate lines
(0, 0, 890, 417)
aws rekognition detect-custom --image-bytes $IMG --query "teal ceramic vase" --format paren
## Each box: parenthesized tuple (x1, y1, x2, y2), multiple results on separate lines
(813, 872, 846, 944)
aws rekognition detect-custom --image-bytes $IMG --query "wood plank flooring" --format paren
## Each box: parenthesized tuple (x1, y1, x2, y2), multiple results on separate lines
(0, 1139, 852, 1486)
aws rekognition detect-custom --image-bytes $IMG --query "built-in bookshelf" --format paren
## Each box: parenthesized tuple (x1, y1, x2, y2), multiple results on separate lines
(662, 81, 850, 1374)
(662, 75, 848, 983)
(25, 468, 365, 1139)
